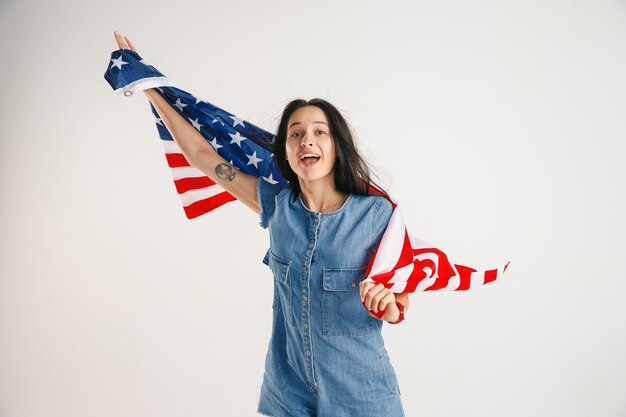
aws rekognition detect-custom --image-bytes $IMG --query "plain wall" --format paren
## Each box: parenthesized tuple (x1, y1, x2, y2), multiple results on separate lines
(1, 0, 625, 416)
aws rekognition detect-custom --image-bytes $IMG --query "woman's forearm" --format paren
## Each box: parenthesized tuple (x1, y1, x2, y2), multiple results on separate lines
(142, 88, 261, 213)
(143, 88, 214, 161)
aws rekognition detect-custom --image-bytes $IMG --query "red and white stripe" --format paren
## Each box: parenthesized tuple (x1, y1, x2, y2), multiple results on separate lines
(161, 139, 235, 219)
(364, 191, 509, 293)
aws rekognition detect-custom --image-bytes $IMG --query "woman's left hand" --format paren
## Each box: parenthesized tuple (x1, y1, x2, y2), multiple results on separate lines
(359, 282, 400, 322)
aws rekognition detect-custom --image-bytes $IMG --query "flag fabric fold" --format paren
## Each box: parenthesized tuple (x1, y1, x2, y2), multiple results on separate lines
(364, 186, 510, 293)
(104, 49, 288, 218)
(104, 49, 510, 293)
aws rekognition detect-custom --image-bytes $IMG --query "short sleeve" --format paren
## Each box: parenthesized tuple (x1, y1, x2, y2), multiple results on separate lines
(370, 197, 394, 247)
(257, 177, 284, 229)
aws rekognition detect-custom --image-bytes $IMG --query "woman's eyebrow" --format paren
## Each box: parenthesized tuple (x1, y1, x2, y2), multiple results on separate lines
(288, 121, 329, 129)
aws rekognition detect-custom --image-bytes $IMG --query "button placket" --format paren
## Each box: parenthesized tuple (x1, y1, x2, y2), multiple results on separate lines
(300, 213, 321, 386)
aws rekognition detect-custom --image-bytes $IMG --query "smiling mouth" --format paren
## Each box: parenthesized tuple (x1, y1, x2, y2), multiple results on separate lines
(299, 154, 321, 167)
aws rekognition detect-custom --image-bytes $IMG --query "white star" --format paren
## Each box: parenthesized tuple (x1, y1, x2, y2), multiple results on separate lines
(229, 132, 246, 147)
(246, 151, 263, 168)
(194, 97, 208, 105)
(262, 173, 279, 184)
(110, 55, 128, 70)
(154, 115, 163, 126)
(230, 115, 245, 128)
(209, 137, 223, 150)
(212, 117, 224, 125)
(188, 117, 204, 132)
(174, 99, 187, 111)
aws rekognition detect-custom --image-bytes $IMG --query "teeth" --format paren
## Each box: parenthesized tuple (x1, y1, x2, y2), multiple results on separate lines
(300, 154, 320, 160)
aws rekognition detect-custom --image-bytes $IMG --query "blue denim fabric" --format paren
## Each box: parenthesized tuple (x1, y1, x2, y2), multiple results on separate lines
(256, 178, 405, 417)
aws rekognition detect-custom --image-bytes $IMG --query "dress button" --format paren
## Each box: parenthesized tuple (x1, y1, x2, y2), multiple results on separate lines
(305, 350, 311, 356)
(303, 295, 308, 302)
(308, 242, 314, 249)
(303, 323, 309, 329)
(303, 268, 309, 275)
(313, 217, 319, 223)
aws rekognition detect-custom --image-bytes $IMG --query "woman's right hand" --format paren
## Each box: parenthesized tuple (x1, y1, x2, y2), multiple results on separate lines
(113, 30, 137, 52)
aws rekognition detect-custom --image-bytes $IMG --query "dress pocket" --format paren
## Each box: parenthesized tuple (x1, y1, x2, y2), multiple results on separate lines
(378, 348, 401, 395)
(269, 251, 293, 326)
(322, 266, 374, 336)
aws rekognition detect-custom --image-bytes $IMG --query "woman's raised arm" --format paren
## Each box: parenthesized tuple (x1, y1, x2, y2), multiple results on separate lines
(113, 31, 260, 214)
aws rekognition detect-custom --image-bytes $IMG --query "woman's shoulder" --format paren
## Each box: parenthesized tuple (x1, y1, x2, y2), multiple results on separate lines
(350, 192, 393, 213)
(343, 193, 394, 247)
(257, 179, 293, 229)
(257, 178, 292, 200)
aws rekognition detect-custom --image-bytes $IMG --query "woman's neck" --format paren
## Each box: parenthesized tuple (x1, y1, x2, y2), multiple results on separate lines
(299, 181, 349, 213)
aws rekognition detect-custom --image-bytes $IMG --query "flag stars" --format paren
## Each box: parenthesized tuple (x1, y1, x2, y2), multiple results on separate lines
(212, 117, 225, 126)
(230, 115, 245, 128)
(228, 132, 246, 147)
(174, 98, 187, 111)
(246, 151, 263, 168)
(154, 115, 163, 126)
(110, 55, 128, 70)
(188, 117, 204, 132)
(262, 173, 279, 184)
(209, 137, 223, 150)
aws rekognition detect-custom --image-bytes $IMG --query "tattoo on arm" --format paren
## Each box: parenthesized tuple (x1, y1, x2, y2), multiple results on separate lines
(215, 163, 237, 182)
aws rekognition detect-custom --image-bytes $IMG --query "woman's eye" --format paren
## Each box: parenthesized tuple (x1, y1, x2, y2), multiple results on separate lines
(290, 132, 302, 138)
(316, 130, 326, 135)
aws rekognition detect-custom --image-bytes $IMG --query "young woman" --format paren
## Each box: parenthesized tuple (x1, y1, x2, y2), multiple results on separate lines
(114, 31, 409, 417)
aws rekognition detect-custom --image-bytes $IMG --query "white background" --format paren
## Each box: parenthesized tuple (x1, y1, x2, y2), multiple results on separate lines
(1, 0, 625, 416)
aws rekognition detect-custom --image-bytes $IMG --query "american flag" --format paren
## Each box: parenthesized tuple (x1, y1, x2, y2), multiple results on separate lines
(365, 185, 510, 293)
(104, 49, 287, 218)
(104, 49, 509, 294)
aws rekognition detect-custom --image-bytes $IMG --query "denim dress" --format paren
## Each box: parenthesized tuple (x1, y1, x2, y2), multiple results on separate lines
(256, 178, 405, 417)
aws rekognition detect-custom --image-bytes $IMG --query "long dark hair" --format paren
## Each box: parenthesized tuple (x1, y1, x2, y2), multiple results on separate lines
(272, 98, 388, 198)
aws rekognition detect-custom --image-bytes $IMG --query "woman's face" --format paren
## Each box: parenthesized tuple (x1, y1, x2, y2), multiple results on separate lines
(285, 105, 337, 188)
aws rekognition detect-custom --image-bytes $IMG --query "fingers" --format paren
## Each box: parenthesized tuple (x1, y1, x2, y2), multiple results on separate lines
(372, 290, 395, 314)
(114, 31, 126, 49)
(359, 282, 367, 302)
(360, 282, 394, 313)
(359, 282, 376, 303)
(113, 31, 136, 51)
(125, 36, 137, 51)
